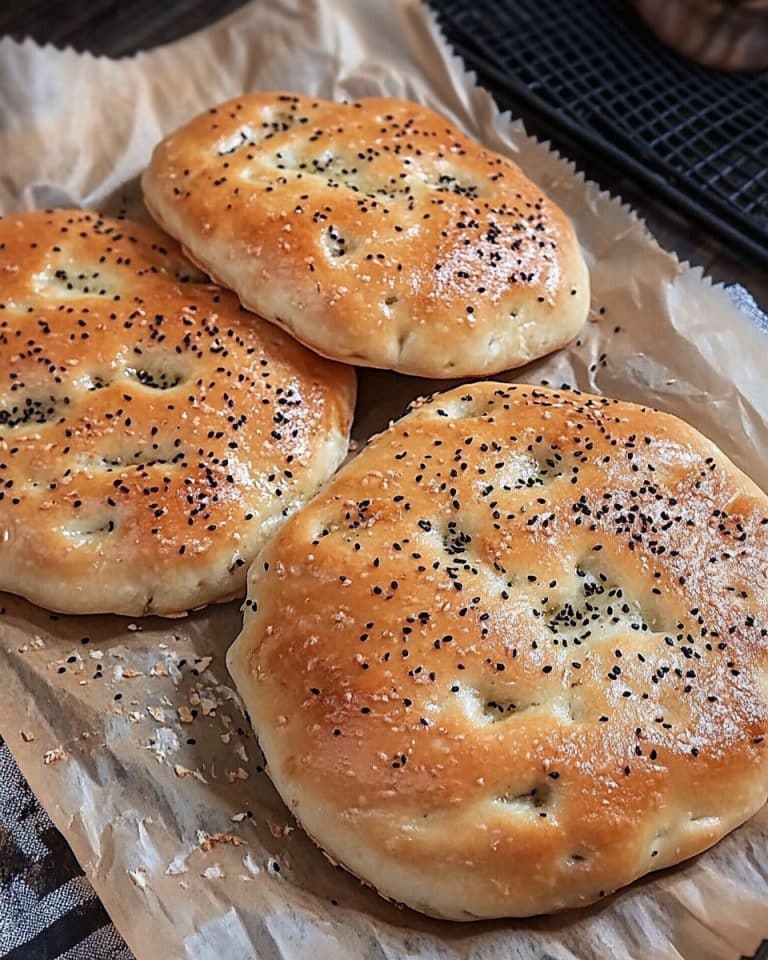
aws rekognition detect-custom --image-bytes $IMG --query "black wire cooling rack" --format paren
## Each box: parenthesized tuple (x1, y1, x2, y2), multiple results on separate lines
(429, 0, 768, 265)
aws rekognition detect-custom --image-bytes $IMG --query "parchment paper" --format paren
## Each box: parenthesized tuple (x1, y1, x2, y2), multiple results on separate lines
(1, 1, 767, 958)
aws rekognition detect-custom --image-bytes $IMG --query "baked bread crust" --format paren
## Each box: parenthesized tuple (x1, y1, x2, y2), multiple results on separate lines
(0, 210, 355, 616)
(142, 93, 590, 378)
(228, 382, 768, 919)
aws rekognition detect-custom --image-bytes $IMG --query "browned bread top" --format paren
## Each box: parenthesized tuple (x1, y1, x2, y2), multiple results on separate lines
(0, 209, 355, 615)
(228, 382, 768, 919)
(143, 94, 590, 378)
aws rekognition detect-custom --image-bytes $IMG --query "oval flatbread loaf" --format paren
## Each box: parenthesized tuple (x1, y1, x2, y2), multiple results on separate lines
(228, 382, 768, 919)
(142, 93, 590, 378)
(0, 210, 355, 616)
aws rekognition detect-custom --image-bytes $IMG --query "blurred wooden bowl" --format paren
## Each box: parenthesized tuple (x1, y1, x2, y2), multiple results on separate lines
(631, 0, 768, 70)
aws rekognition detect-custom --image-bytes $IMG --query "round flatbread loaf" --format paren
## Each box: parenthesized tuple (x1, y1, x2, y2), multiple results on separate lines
(228, 382, 768, 919)
(0, 210, 355, 616)
(142, 93, 590, 378)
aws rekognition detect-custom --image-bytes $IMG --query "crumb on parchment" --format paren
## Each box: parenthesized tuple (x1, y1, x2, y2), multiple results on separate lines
(197, 830, 248, 852)
(128, 867, 148, 888)
(178, 706, 194, 724)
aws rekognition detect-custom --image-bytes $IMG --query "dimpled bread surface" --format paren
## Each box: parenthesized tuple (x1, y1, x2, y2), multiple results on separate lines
(0, 210, 355, 616)
(142, 93, 590, 378)
(228, 382, 768, 919)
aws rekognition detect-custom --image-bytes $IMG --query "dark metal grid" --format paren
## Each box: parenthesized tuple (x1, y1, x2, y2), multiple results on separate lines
(429, 0, 768, 263)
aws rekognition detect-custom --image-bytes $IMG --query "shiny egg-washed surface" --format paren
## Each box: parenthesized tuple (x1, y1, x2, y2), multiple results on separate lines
(0, 210, 355, 616)
(142, 93, 590, 378)
(229, 382, 768, 919)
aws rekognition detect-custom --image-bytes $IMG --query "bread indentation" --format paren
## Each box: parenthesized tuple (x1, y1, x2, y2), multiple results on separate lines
(495, 782, 553, 812)
(541, 566, 656, 645)
(322, 224, 354, 259)
(265, 148, 487, 204)
(689, 814, 720, 828)
(425, 393, 496, 421)
(124, 364, 184, 391)
(310, 521, 335, 545)
(565, 853, 589, 867)
(75, 447, 184, 473)
(217, 110, 300, 156)
(218, 126, 261, 156)
(308, 502, 364, 545)
(419, 169, 484, 200)
(0, 393, 63, 430)
(35, 265, 117, 298)
(235, 131, 491, 218)
(383, 295, 400, 324)
(441, 519, 472, 556)
(60, 510, 119, 538)
(454, 682, 547, 725)
(82, 373, 110, 391)
(493, 450, 570, 492)
(417, 517, 505, 589)
(483, 696, 543, 721)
